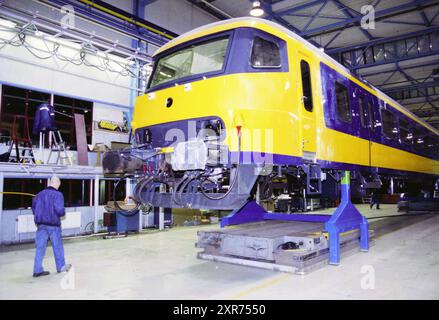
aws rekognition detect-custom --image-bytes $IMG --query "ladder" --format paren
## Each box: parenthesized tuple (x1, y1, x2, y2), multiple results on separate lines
(47, 130, 72, 165)
(9, 115, 35, 164)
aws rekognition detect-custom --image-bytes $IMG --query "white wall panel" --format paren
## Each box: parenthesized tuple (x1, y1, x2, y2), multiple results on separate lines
(0, 30, 133, 107)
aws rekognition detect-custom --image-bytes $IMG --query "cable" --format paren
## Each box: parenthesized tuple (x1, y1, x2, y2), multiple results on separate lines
(0, 192, 36, 197)
(0, 31, 141, 80)
(172, 175, 189, 206)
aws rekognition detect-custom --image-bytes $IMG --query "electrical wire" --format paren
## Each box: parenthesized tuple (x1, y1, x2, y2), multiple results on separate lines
(0, 30, 147, 81)
(0, 192, 36, 197)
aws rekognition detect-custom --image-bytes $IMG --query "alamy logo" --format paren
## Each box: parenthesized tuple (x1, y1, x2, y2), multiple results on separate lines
(360, 265, 375, 290)
(60, 5, 75, 29)
(361, 5, 375, 30)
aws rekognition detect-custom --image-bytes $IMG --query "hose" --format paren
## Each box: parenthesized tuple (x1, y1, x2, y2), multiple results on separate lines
(0, 192, 35, 197)
(172, 175, 189, 206)
(135, 176, 154, 202)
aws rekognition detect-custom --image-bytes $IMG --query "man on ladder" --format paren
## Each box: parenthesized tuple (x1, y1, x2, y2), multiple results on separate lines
(33, 100, 72, 165)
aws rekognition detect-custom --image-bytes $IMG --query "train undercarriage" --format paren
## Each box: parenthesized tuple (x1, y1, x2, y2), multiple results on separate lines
(102, 144, 437, 214)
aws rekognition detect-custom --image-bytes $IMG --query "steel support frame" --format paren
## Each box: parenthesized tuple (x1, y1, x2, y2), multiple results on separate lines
(221, 171, 369, 265)
(42, 0, 170, 48)
(0, 173, 4, 244)
(274, 0, 437, 37)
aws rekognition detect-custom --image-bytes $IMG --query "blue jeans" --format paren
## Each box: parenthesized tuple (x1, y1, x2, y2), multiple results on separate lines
(33, 225, 65, 274)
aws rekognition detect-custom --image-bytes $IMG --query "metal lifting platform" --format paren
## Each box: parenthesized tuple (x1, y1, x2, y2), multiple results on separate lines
(196, 171, 373, 274)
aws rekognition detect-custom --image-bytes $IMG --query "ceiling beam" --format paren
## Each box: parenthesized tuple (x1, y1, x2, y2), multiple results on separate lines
(296, 0, 438, 37)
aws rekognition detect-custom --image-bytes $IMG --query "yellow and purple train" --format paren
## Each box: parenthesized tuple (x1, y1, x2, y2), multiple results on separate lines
(103, 18, 439, 211)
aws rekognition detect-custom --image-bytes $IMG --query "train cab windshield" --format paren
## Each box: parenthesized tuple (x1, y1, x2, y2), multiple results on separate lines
(149, 36, 230, 89)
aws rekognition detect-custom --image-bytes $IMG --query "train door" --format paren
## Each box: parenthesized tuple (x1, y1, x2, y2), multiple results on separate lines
(298, 53, 317, 160)
(358, 92, 373, 167)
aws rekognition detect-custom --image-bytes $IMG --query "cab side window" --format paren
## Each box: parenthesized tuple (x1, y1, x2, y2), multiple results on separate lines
(335, 82, 351, 123)
(250, 36, 281, 68)
(300, 60, 313, 112)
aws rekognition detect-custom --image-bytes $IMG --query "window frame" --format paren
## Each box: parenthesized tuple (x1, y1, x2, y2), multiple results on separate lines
(399, 118, 413, 145)
(147, 31, 234, 91)
(367, 100, 376, 132)
(300, 60, 313, 112)
(358, 95, 367, 128)
(334, 81, 352, 124)
(249, 35, 282, 69)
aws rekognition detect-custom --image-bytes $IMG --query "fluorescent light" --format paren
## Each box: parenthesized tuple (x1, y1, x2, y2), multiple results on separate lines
(250, 1, 264, 17)
(0, 18, 17, 29)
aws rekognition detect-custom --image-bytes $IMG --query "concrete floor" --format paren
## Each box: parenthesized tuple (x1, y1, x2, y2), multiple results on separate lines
(1, 204, 439, 300)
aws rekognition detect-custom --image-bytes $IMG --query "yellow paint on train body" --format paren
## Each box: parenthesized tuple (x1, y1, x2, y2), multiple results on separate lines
(132, 18, 439, 176)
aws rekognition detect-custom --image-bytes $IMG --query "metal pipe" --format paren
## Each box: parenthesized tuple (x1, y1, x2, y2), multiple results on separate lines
(0, 173, 4, 244)
(159, 183, 165, 230)
(93, 175, 99, 233)
(39, 0, 167, 46)
(77, 0, 175, 40)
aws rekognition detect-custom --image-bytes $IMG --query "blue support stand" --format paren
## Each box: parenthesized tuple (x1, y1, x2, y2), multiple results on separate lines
(221, 171, 369, 265)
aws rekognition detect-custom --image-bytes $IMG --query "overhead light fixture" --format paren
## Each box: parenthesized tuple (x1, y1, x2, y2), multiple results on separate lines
(250, 1, 264, 17)
(0, 18, 17, 29)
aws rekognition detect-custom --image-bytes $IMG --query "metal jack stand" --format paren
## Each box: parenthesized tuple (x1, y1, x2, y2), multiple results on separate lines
(220, 171, 369, 265)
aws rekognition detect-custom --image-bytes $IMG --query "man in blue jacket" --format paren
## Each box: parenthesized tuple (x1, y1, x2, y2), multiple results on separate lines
(32, 101, 56, 135)
(32, 175, 72, 277)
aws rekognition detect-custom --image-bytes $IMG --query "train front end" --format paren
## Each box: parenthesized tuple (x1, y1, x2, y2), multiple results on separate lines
(103, 19, 294, 210)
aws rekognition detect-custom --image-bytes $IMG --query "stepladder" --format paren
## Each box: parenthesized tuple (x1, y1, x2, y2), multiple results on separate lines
(45, 130, 72, 165)
(9, 115, 35, 164)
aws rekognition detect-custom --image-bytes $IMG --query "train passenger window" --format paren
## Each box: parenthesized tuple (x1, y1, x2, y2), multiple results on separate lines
(300, 60, 313, 112)
(399, 119, 413, 145)
(367, 101, 375, 131)
(250, 37, 281, 68)
(413, 128, 426, 151)
(381, 109, 398, 140)
(425, 136, 438, 155)
(335, 82, 351, 123)
(358, 96, 367, 128)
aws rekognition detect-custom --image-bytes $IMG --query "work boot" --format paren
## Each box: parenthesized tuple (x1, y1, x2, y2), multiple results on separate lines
(58, 264, 72, 273)
(33, 271, 50, 277)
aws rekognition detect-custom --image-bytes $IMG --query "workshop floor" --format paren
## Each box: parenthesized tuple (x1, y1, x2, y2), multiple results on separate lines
(1, 204, 439, 300)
